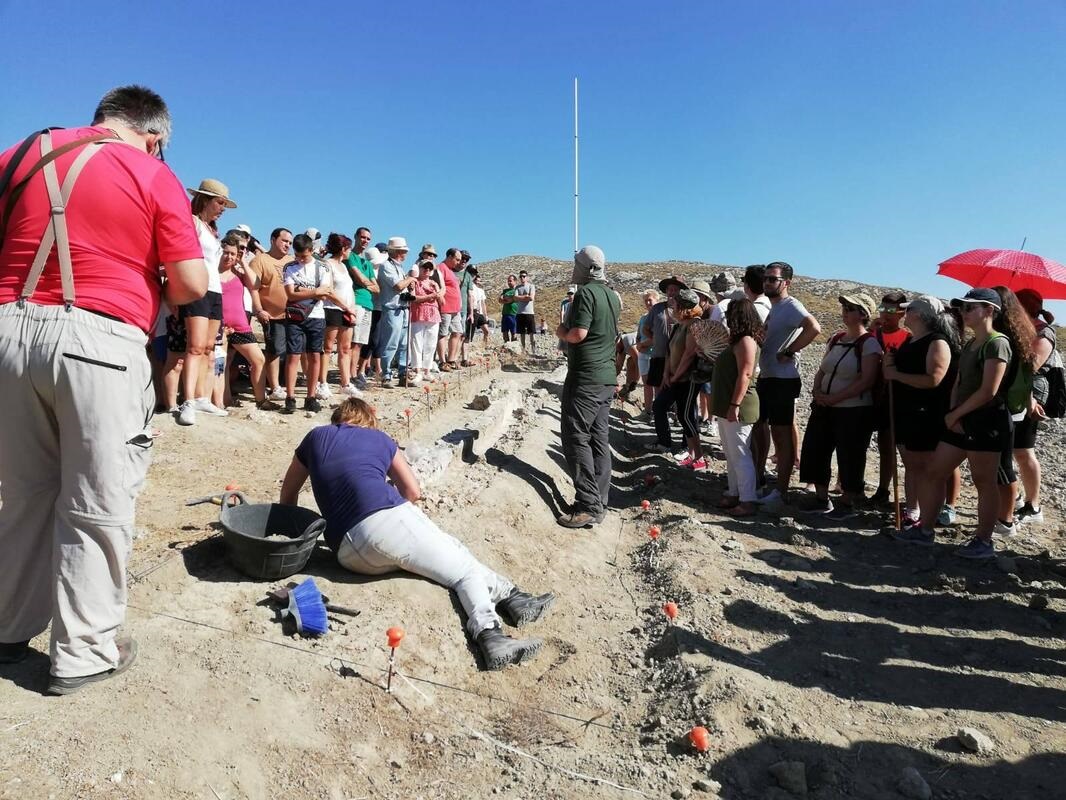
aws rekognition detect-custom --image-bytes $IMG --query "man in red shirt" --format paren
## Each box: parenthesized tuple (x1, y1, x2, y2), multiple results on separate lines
(436, 248, 464, 370)
(0, 86, 207, 694)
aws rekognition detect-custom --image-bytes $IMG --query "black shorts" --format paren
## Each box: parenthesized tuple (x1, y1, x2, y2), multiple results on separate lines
(998, 445, 1018, 486)
(265, 320, 288, 356)
(940, 404, 1013, 454)
(465, 313, 487, 340)
(285, 317, 326, 354)
(646, 357, 666, 388)
(324, 308, 353, 328)
(897, 407, 944, 453)
(228, 330, 258, 347)
(1013, 414, 1038, 450)
(516, 313, 536, 335)
(757, 377, 802, 426)
(180, 290, 223, 321)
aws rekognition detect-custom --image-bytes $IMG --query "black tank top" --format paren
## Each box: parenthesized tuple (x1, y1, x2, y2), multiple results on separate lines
(893, 332, 956, 414)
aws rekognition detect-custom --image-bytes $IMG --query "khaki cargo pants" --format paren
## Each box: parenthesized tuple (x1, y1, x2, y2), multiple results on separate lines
(0, 302, 153, 677)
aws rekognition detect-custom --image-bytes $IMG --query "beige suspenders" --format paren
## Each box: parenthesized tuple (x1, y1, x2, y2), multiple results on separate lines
(16, 130, 120, 310)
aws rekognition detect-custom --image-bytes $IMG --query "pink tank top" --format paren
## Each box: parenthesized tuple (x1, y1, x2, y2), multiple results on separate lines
(221, 275, 252, 333)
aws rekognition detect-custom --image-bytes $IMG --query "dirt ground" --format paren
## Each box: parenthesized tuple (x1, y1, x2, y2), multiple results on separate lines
(1, 338, 1064, 800)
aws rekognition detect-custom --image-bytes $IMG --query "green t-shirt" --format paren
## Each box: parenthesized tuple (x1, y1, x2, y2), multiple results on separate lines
(957, 334, 1011, 407)
(565, 281, 621, 385)
(709, 342, 760, 422)
(345, 252, 376, 311)
(459, 269, 474, 317)
(501, 288, 518, 316)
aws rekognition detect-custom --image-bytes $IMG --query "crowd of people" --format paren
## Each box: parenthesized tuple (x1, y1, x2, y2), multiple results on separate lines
(614, 264, 1059, 560)
(152, 195, 507, 423)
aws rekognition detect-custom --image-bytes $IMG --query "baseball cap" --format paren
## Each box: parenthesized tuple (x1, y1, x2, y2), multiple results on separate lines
(900, 294, 944, 317)
(838, 292, 876, 318)
(950, 287, 1001, 310)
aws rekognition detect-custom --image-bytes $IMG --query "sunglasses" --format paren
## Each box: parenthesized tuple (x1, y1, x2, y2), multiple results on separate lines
(763, 276, 783, 284)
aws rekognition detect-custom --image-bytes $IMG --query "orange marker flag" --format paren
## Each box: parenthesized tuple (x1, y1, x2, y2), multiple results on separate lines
(688, 726, 710, 752)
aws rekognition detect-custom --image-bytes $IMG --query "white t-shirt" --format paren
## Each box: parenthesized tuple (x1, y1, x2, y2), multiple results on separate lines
(816, 334, 883, 408)
(470, 285, 486, 314)
(323, 258, 354, 310)
(194, 217, 222, 294)
(759, 296, 811, 379)
(283, 259, 332, 320)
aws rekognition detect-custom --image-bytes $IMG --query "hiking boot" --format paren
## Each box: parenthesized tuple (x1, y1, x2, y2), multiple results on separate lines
(176, 400, 196, 426)
(497, 590, 556, 628)
(556, 511, 598, 529)
(304, 397, 323, 413)
(0, 640, 30, 664)
(476, 626, 542, 671)
(47, 637, 137, 695)
(284, 397, 297, 414)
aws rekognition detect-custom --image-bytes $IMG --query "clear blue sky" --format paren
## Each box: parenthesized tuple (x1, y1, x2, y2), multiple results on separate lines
(2, 0, 1064, 304)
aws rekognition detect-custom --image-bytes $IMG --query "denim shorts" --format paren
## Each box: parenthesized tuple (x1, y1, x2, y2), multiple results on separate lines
(285, 317, 326, 354)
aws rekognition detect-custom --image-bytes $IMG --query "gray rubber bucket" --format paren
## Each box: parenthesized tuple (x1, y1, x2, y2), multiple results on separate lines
(218, 491, 325, 580)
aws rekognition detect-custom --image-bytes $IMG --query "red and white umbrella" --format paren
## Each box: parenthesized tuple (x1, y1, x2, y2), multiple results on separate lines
(937, 249, 1066, 300)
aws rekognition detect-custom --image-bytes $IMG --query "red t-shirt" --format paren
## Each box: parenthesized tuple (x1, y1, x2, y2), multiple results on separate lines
(877, 327, 910, 354)
(439, 262, 460, 315)
(0, 126, 202, 332)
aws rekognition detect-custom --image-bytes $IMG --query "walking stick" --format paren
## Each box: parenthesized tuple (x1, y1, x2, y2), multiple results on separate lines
(888, 379, 901, 531)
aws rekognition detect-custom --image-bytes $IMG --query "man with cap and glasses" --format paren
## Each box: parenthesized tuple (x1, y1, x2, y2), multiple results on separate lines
(868, 291, 911, 507)
(0, 85, 207, 692)
(557, 245, 621, 528)
(752, 261, 821, 508)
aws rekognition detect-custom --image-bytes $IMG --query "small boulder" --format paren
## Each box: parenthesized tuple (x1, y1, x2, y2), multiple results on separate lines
(470, 394, 492, 410)
(957, 726, 995, 754)
(768, 760, 807, 795)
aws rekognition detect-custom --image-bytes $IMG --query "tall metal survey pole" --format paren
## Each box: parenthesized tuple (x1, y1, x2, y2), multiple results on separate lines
(573, 77, 579, 254)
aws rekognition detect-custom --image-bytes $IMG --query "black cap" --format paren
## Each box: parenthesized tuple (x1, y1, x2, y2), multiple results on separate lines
(950, 287, 1001, 310)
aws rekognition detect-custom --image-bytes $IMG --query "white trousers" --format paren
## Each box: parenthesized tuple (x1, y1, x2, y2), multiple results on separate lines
(717, 418, 757, 502)
(0, 303, 153, 676)
(337, 502, 513, 636)
(409, 321, 439, 372)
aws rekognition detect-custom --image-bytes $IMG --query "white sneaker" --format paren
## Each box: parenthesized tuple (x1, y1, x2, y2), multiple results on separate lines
(1016, 504, 1044, 525)
(429, 362, 440, 373)
(672, 450, 690, 462)
(192, 397, 228, 417)
(316, 383, 332, 400)
(342, 384, 362, 398)
(754, 488, 783, 505)
(408, 375, 423, 386)
(176, 401, 196, 426)
(269, 386, 287, 400)
(992, 520, 1017, 537)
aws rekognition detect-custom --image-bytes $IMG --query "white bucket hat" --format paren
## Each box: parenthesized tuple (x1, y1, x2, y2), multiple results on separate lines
(386, 236, 409, 252)
(364, 246, 388, 266)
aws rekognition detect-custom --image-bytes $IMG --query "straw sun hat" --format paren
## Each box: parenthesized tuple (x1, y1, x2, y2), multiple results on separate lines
(186, 178, 237, 209)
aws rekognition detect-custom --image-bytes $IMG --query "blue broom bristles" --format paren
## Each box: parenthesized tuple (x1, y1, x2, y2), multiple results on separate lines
(288, 577, 329, 636)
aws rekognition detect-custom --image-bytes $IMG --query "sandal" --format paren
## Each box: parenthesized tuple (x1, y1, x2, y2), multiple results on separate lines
(717, 496, 740, 510)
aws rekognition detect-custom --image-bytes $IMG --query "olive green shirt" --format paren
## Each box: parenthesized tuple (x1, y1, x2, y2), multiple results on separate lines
(710, 342, 760, 422)
(565, 281, 621, 385)
(957, 334, 1011, 406)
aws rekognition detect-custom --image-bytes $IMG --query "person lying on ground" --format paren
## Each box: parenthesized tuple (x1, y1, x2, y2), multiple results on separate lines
(279, 398, 554, 670)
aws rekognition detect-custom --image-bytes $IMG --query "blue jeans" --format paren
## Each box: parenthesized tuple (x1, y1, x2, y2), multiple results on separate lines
(375, 306, 408, 378)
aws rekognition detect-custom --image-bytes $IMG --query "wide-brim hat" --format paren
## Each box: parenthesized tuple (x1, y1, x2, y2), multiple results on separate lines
(186, 178, 237, 209)
(386, 236, 409, 252)
(420, 243, 437, 257)
(690, 280, 714, 302)
(658, 275, 688, 292)
(710, 271, 736, 293)
(838, 292, 877, 319)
